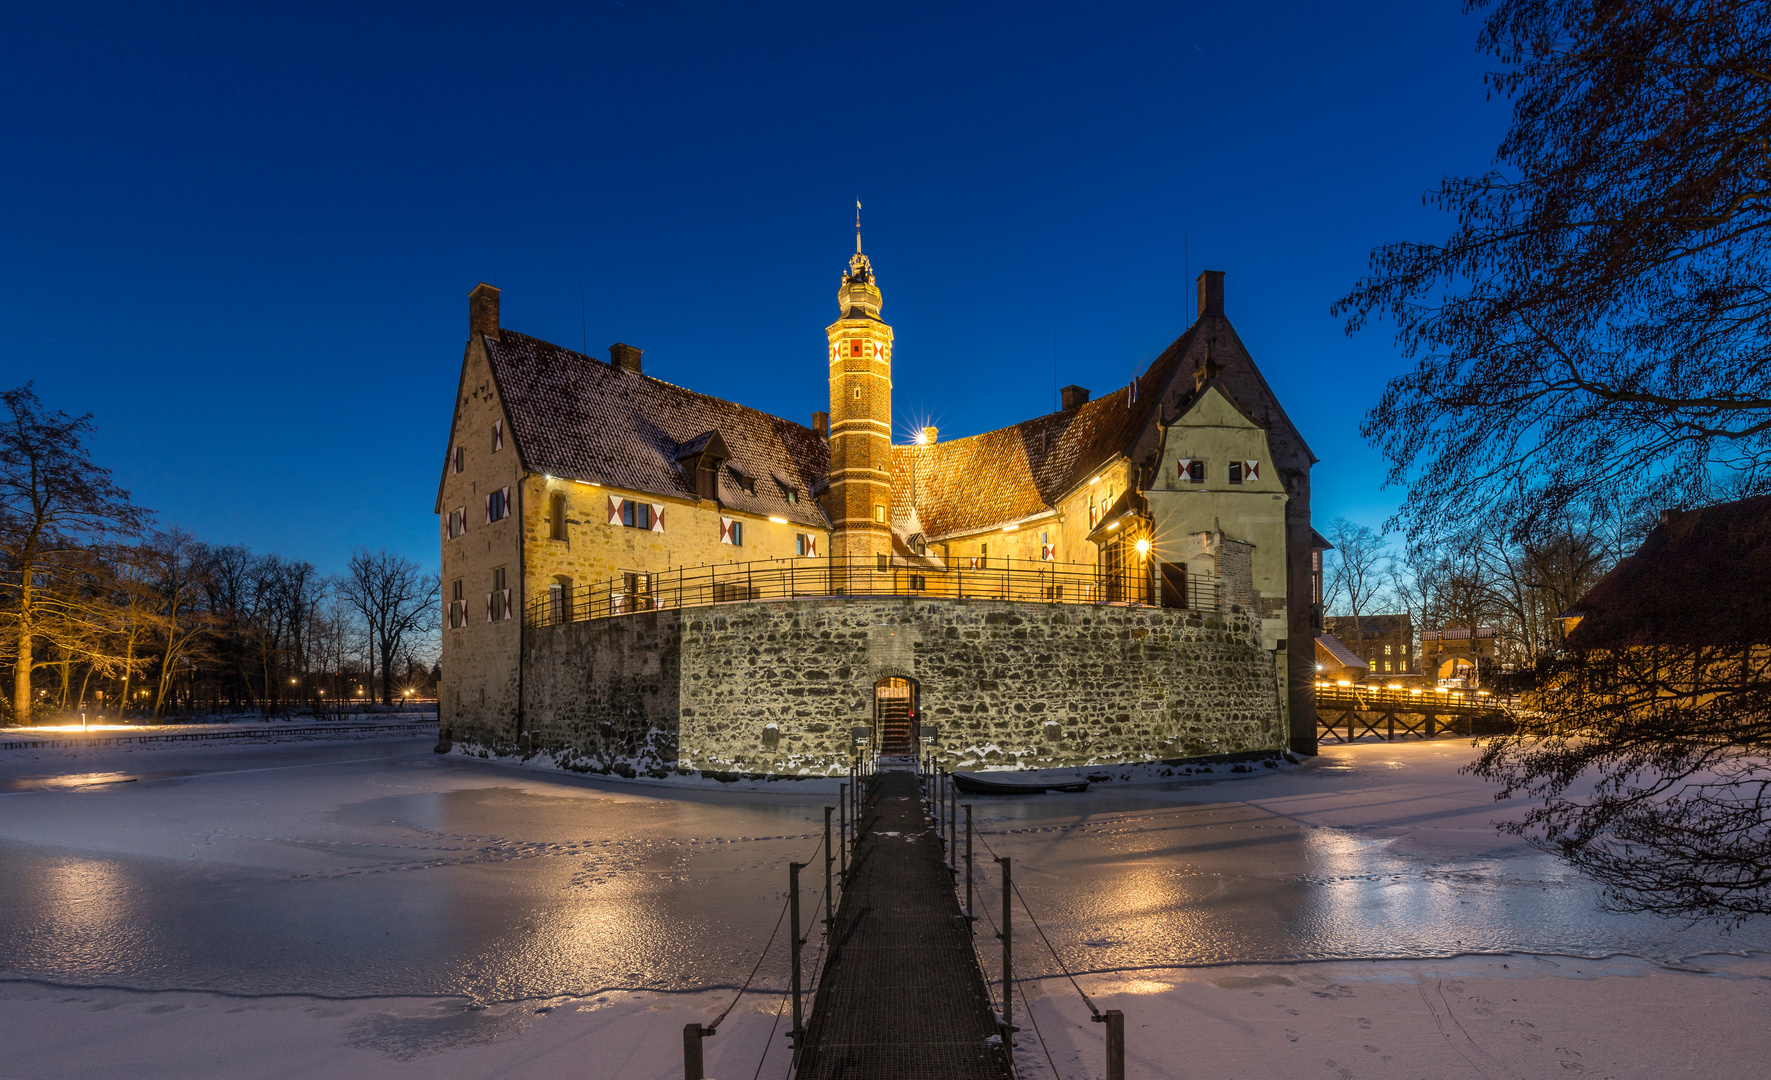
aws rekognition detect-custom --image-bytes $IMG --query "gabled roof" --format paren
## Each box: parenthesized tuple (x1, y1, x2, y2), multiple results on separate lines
(482, 330, 830, 529)
(1564, 494, 1771, 649)
(1315, 633, 1369, 675)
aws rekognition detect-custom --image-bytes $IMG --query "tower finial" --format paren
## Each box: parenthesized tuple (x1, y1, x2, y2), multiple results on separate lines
(855, 199, 862, 254)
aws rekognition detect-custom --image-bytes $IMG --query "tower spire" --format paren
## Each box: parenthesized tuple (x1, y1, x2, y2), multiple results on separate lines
(855, 199, 862, 254)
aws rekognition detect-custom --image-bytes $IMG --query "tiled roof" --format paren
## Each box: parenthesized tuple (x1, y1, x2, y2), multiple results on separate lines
(1315, 633, 1369, 673)
(1564, 494, 1771, 649)
(482, 330, 831, 529)
(889, 328, 1195, 538)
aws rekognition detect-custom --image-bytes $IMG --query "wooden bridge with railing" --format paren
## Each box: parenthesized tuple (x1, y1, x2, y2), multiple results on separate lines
(1314, 683, 1508, 743)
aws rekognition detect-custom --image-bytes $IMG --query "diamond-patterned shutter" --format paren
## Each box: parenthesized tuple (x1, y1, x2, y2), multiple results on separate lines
(501, 487, 511, 520)
(607, 496, 624, 525)
(485, 593, 494, 622)
(484, 494, 492, 524)
(1176, 458, 1193, 484)
(502, 589, 513, 621)
(1243, 459, 1260, 482)
(806, 534, 818, 557)
(493, 419, 503, 452)
(720, 517, 735, 545)
(651, 504, 666, 534)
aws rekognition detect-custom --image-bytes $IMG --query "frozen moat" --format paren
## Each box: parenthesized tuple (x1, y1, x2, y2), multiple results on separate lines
(1, 735, 1767, 1005)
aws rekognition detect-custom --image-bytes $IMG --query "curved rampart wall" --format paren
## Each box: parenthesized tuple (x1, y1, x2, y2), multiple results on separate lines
(515, 597, 1286, 777)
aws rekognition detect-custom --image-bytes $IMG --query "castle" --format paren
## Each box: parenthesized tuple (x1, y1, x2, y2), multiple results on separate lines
(437, 232, 1322, 775)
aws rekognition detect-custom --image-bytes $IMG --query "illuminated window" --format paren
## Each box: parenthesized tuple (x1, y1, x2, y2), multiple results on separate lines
(851, 340, 864, 357)
(854, 386, 862, 399)
(874, 504, 886, 523)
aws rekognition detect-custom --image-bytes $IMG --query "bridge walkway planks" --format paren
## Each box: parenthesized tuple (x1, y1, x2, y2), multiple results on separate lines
(797, 769, 1011, 1080)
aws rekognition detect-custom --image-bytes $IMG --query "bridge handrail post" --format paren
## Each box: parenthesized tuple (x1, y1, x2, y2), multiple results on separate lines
(824, 807, 835, 940)
(965, 804, 974, 920)
(948, 782, 957, 872)
(1091, 1009, 1125, 1080)
(683, 1022, 714, 1080)
(998, 855, 1014, 1040)
(838, 783, 848, 880)
(789, 861, 804, 1061)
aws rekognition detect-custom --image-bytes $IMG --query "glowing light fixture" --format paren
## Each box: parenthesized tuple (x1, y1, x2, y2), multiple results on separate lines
(1089, 476, 1101, 485)
(769, 516, 788, 524)
(1134, 538, 1150, 555)
(1107, 521, 1119, 530)
(1336, 679, 1351, 687)
(1002, 524, 1018, 532)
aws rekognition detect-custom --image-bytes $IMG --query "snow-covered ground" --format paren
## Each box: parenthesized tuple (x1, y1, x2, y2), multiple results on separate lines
(0, 734, 1765, 1077)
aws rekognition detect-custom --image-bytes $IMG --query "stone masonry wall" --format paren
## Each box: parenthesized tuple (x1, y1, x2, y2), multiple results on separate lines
(519, 608, 684, 775)
(517, 596, 1285, 777)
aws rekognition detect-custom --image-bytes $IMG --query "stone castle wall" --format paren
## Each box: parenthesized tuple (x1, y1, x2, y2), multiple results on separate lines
(508, 596, 1285, 776)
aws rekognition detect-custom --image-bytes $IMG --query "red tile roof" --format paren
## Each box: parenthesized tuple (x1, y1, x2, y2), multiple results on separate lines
(482, 330, 831, 529)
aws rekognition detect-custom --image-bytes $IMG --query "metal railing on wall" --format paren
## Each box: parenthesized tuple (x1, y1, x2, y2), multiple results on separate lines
(526, 556, 1228, 628)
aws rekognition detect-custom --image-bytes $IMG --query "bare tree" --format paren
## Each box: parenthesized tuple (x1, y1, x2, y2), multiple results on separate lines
(1322, 517, 1390, 620)
(1335, 1, 1771, 545)
(0, 385, 147, 723)
(340, 549, 439, 706)
(142, 528, 215, 719)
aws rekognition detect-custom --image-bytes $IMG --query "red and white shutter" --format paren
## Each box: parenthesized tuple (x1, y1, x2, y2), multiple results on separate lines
(493, 419, 504, 451)
(502, 589, 513, 621)
(1176, 458, 1194, 483)
(484, 494, 493, 524)
(608, 496, 624, 525)
(1243, 459, 1260, 482)
(720, 517, 735, 545)
(806, 534, 818, 557)
(485, 593, 495, 622)
(651, 504, 666, 533)
(500, 486, 511, 520)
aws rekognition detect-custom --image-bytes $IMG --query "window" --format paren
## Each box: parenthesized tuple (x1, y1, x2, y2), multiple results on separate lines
(876, 553, 889, 571)
(614, 572, 654, 613)
(1228, 460, 1244, 484)
(874, 504, 886, 523)
(1184, 459, 1206, 483)
(485, 487, 510, 523)
(909, 574, 926, 590)
(978, 543, 989, 570)
(623, 500, 653, 530)
(493, 567, 506, 592)
(447, 506, 467, 539)
(1384, 644, 1392, 656)
(796, 533, 820, 557)
(720, 517, 743, 545)
(493, 419, 504, 452)
(487, 567, 510, 622)
(449, 579, 463, 628)
(549, 492, 567, 540)
(850, 340, 863, 357)
(854, 386, 862, 399)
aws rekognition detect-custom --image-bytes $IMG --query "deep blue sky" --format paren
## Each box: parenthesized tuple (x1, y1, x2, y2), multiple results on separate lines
(3, 1, 1507, 577)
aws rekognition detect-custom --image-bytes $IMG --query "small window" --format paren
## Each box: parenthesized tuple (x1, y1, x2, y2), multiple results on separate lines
(1228, 460, 1244, 484)
(623, 501, 653, 530)
(487, 488, 507, 521)
(874, 504, 886, 523)
(492, 567, 506, 592)
(1186, 460, 1206, 483)
(978, 543, 989, 570)
(854, 386, 862, 399)
(876, 553, 889, 571)
(549, 492, 567, 540)
(850, 340, 863, 357)
(786, 489, 798, 504)
(909, 574, 926, 590)
(732, 520, 743, 545)
(1384, 644, 1392, 656)
(451, 579, 463, 602)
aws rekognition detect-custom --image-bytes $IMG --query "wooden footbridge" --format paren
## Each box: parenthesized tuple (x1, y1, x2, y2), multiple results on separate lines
(1314, 684, 1508, 744)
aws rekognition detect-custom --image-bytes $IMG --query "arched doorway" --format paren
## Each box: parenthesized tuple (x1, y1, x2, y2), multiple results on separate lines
(873, 677, 919, 756)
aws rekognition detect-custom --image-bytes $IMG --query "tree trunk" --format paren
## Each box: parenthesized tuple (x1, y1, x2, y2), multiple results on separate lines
(12, 627, 31, 725)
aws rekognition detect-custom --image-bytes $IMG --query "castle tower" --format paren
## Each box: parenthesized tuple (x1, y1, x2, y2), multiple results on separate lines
(822, 217, 895, 567)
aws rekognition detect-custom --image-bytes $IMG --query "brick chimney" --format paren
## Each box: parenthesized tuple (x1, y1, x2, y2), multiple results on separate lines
(1060, 385, 1090, 410)
(469, 283, 500, 341)
(812, 411, 829, 438)
(609, 342, 643, 374)
(1197, 270, 1225, 317)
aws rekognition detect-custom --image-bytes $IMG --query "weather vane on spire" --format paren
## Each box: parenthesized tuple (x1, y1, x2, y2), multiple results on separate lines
(855, 199, 863, 254)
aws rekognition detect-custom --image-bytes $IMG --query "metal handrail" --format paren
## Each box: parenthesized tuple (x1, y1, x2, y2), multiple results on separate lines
(526, 556, 1228, 628)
